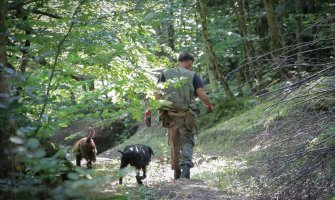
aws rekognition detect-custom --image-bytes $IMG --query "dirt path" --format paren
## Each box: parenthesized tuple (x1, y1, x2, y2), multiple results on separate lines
(149, 179, 229, 200)
(94, 154, 236, 199)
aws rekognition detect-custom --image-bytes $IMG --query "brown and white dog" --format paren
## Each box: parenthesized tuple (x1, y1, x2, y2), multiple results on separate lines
(73, 127, 97, 169)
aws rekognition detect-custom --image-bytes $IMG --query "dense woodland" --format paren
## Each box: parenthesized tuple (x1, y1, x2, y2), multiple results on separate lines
(0, 0, 335, 199)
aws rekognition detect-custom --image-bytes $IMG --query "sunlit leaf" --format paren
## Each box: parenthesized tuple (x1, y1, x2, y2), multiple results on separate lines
(10, 136, 25, 144)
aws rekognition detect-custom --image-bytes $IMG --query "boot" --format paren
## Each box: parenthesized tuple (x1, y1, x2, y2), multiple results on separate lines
(174, 167, 181, 180)
(181, 164, 190, 179)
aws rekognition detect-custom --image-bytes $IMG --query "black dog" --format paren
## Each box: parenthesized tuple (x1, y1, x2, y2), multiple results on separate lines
(118, 144, 154, 185)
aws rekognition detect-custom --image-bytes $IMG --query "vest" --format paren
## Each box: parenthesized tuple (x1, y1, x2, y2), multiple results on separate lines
(160, 67, 197, 111)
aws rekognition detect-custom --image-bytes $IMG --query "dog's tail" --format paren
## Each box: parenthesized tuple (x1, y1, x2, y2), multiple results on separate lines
(118, 150, 125, 155)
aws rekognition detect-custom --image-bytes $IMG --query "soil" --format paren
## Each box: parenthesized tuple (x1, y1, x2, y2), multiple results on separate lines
(94, 153, 234, 200)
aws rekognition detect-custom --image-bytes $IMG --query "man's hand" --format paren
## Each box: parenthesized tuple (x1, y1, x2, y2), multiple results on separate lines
(206, 104, 213, 113)
(144, 110, 152, 127)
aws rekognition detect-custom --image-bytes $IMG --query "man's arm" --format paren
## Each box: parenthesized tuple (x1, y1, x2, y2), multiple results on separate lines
(193, 73, 213, 112)
(196, 87, 210, 106)
(196, 87, 212, 111)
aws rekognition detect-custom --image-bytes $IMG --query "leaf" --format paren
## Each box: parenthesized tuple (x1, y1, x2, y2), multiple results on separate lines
(34, 149, 46, 158)
(59, 90, 72, 98)
(10, 136, 25, 144)
(18, 126, 36, 133)
(27, 138, 40, 149)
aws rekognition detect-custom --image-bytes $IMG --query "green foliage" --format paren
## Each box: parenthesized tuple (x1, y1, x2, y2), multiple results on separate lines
(7, 0, 166, 138)
(2, 0, 335, 199)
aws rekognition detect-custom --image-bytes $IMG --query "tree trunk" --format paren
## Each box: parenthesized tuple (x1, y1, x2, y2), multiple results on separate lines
(167, 0, 175, 51)
(0, 0, 16, 179)
(15, 8, 31, 97)
(154, 26, 175, 61)
(331, 0, 335, 56)
(197, 0, 234, 98)
(295, 0, 303, 62)
(263, 0, 290, 78)
(295, 0, 304, 78)
(207, 67, 218, 93)
(0, 0, 6, 68)
(230, 0, 256, 91)
(263, 0, 283, 53)
(236, 71, 244, 97)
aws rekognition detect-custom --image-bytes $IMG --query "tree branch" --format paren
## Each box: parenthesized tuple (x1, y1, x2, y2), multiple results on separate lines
(32, 10, 61, 19)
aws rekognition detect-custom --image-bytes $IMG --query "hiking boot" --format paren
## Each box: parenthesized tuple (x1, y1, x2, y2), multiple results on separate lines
(181, 164, 190, 179)
(174, 168, 181, 180)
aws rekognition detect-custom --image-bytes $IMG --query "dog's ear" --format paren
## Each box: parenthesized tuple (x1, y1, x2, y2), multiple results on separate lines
(149, 147, 154, 156)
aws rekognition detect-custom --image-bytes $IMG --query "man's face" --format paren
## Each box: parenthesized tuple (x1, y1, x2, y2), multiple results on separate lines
(181, 60, 193, 70)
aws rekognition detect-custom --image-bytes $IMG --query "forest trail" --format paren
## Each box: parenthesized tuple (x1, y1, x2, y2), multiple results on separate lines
(149, 179, 227, 200)
(95, 153, 239, 199)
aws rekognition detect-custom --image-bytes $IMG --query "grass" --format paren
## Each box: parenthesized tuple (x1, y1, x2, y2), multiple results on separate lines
(114, 119, 169, 158)
(196, 101, 271, 155)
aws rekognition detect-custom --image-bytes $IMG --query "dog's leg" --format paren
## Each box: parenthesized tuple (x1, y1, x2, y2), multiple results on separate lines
(142, 167, 147, 179)
(76, 155, 82, 167)
(135, 170, 143, 184)
(119, 167, 124, 184)
(119, 160, 128, 185)
(86, 160, 92, 169)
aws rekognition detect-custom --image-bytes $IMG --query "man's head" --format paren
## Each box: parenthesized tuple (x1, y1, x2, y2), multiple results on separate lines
(178, 52, 194, 70)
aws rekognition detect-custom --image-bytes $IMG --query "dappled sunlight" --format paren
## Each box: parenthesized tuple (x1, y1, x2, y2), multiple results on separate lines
(192, 154, 246, 177)
(90, 154, 244, 199)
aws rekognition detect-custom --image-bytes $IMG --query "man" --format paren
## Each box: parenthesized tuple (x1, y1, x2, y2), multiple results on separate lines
(145, 52, 213, 180)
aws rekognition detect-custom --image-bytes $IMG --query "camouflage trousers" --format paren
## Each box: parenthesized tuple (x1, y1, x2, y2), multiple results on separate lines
(167, 115, 195, 170)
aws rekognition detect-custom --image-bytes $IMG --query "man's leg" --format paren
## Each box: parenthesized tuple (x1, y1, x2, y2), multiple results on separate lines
(179, 126, 195, 179)
(169, 126, 181, 179)
(168, 116, 183, 180)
